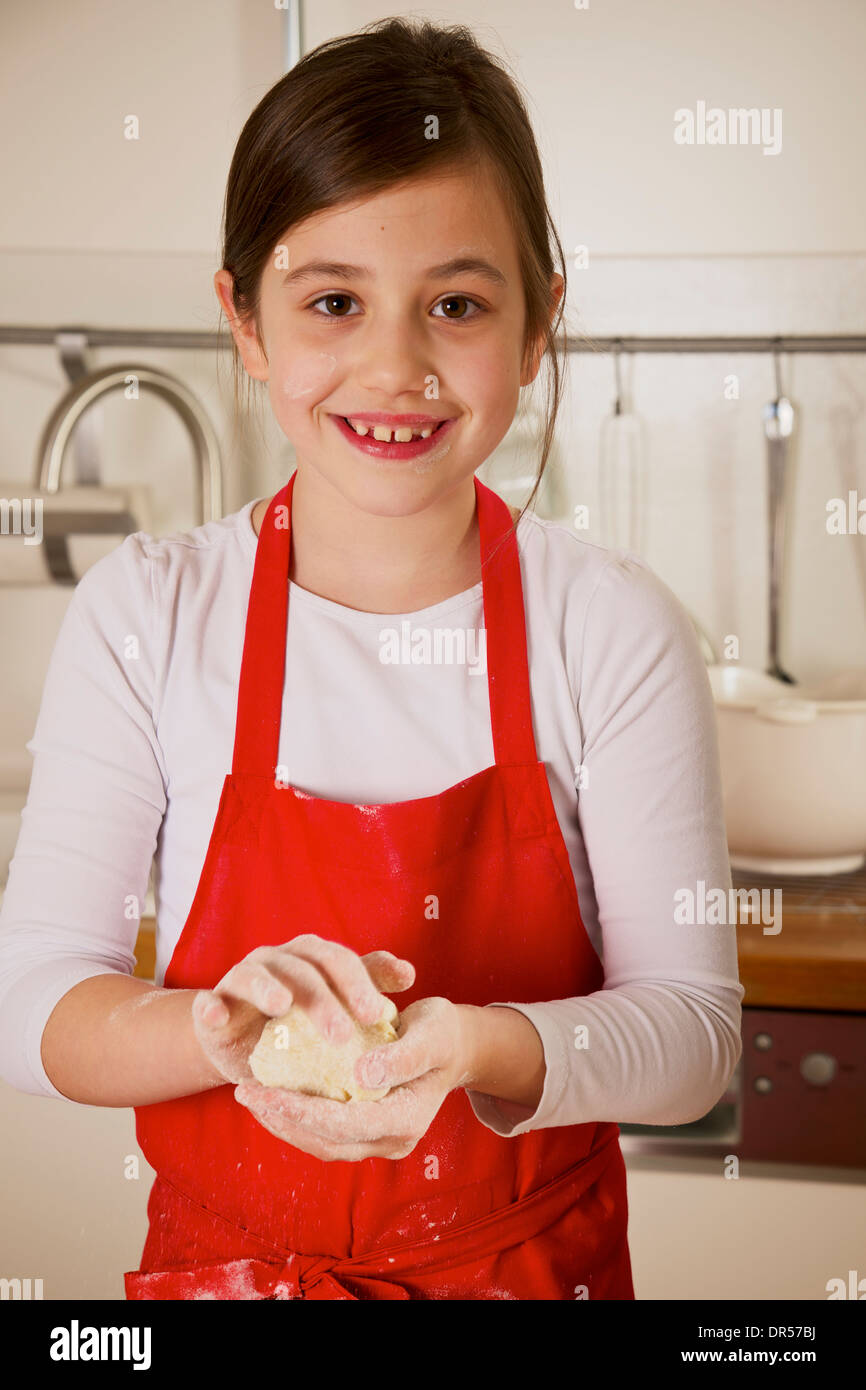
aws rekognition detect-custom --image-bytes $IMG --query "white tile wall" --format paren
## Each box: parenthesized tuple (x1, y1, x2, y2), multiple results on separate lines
(484, 253, 866, 683)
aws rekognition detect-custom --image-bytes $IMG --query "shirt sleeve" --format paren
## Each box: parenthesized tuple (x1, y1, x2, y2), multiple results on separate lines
(464, 550, 744, 1136)
(0, 535, 167, 1099)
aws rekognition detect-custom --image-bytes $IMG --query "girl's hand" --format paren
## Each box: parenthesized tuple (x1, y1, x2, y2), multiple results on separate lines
(190, 937, 416, 1085)
(233, 996, 474, 1161)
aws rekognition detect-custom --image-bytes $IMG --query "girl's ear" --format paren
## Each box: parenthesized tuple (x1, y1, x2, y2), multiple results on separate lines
(213, 269, 269, 382)
(520, 272, 565, 386)
(522, 334, 547, 386)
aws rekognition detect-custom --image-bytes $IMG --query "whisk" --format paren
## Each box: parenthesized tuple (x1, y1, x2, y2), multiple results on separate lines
(598, 341, 647, 554)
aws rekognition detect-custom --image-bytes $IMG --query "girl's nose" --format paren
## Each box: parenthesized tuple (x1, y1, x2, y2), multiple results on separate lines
(353, 315, 436, 395)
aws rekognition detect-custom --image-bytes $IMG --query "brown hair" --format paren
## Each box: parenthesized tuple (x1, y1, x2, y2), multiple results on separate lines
(217, 16, 568, 524)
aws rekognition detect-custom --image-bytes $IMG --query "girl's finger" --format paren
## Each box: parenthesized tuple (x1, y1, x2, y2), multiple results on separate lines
(193, 988, 260, 1034)
(280, 935, 388, 1025)
(354, 1006, 446, 1091)
(257, 1117, 391, 1163)
(207, 959, 292, 1019)
(194, 991, 230, 1028)
(235, 1085, 403, 1158)
(360, 950, 417, 994)
(237, 1077, 422, 1146)
(227, 952, 355, 1042)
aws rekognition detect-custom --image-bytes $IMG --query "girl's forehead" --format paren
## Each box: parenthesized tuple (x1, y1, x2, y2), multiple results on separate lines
(268, 183, 514, 281)
(275, 163, 508, 240)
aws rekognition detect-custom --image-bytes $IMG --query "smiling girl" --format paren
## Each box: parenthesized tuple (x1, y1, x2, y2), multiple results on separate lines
(0, 18, 742, 1301)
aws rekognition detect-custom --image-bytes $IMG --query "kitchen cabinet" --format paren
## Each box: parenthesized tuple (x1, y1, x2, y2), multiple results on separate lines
(625, 1160, 866, 1299)
(621, 863, 866, 1294)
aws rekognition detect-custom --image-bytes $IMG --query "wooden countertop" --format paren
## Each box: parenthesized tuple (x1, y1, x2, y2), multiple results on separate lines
(133, 863, 866, 1012)
(134, 918, 156, 981)
(732, 863, 866, 1012)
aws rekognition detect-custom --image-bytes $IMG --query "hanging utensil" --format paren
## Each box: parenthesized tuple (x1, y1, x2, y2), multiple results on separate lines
(762, 343, 797, 684)
(598, 340, 647, 553)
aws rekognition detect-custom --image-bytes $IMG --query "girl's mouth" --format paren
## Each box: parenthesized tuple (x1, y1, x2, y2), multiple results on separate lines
(330, 414, 455, 460)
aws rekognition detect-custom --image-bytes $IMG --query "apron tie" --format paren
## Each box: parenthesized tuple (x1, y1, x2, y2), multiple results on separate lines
(125, 1253, 411, 1301)
(126, 1127, 625, 1301)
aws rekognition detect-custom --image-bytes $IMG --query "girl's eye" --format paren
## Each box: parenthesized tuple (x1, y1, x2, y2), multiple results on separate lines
(307, 293, 483, 320)
(309, 293, 357, 318)
(431, 295, 482, 321)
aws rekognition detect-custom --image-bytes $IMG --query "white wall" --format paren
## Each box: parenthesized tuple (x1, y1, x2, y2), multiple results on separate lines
(4, 0, 865, 257)
(307, 0, 866, 256)
(1, 0, 863, 663)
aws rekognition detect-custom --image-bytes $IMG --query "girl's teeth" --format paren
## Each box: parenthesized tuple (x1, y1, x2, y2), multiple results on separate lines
(346, 419, 435, 442)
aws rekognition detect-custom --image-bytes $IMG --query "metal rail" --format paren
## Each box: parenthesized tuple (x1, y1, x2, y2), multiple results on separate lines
(1, 327, 865, 353)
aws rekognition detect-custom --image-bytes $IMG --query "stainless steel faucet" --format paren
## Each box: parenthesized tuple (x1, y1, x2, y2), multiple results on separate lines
(35, 362, 223, 583)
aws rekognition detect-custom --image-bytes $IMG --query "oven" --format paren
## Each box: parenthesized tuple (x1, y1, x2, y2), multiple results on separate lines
(618, 1005, 866, 1172)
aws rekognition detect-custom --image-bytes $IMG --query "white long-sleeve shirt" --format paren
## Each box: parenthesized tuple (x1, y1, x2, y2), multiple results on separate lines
(0, 493, 743, 1137)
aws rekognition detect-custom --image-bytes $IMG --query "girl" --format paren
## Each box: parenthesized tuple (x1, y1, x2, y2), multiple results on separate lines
(0, 18, 742, 1300)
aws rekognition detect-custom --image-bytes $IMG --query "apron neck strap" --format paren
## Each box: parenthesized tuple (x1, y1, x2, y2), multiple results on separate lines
(232, 470, 538, 778)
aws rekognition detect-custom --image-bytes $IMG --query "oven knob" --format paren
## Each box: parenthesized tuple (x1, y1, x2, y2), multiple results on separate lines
(754, 1032, 773, 1050)
(754, 1076, 773, 1093)
(800, 1052, 837, 1085)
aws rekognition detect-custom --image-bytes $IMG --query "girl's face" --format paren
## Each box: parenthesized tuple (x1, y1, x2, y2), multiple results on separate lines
(216, 161, 561, 519)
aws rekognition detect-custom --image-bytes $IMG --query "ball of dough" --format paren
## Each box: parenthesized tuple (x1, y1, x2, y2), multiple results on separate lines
(249, 996, 399, 1102)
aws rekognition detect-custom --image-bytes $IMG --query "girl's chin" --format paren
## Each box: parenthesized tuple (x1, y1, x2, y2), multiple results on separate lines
(290, 456, 477, 517)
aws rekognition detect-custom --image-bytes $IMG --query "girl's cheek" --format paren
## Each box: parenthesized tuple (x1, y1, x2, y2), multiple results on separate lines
(276, 352, 339, 401)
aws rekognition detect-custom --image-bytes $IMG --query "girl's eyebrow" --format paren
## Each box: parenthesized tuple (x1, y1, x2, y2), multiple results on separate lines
(280, 257, 508, 288)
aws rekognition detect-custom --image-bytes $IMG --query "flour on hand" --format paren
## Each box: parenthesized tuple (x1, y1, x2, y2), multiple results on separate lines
(249, 996, 399, 1101)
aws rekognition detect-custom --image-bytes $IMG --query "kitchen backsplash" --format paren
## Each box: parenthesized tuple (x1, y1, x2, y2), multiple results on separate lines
(1, 248, 864, 687)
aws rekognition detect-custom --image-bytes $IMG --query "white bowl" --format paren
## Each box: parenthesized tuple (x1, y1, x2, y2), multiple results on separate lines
(708, 664, 866, 876)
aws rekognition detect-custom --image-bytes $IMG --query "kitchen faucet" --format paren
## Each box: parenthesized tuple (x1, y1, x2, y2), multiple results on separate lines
(35, 362, 223, 583)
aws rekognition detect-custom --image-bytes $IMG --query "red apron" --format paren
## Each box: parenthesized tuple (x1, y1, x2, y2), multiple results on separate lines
(125, 470, 635, 1301)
